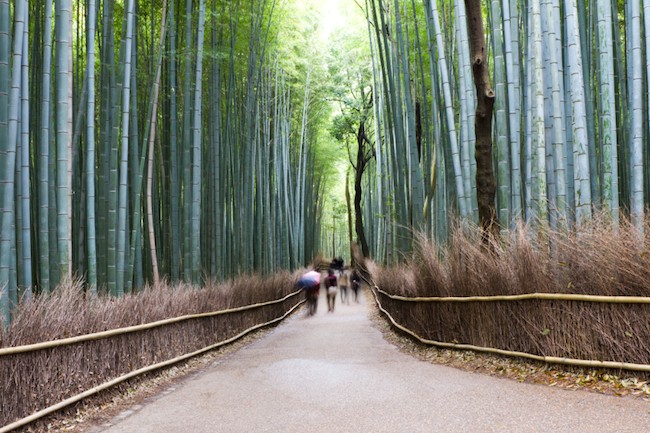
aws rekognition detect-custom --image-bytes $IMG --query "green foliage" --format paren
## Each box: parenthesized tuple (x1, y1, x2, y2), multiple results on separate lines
(329, 113, 355, 143)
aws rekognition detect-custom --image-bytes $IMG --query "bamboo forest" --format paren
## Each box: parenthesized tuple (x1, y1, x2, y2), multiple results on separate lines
(1, 0, 650, 325)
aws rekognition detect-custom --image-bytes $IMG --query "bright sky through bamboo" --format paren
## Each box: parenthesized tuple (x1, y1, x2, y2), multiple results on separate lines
(315, 0, 345, 40)
(302, 0, 353, 258)
(296, 0, 345, 40)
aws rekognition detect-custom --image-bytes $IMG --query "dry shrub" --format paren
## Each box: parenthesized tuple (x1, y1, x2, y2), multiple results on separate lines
(372, 217, 650, 371)
(551, 218, 650, 296)
(0, 271, 298, 427)
(411, 232, 448, 297)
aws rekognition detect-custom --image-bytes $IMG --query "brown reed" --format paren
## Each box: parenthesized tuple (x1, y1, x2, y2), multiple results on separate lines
(0, 271, 299, 427)
(372, 217, 650, 371)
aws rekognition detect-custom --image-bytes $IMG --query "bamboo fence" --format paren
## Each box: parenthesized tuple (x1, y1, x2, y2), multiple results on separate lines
(371, 284, 650, 373)
(0, 291, 303, 431)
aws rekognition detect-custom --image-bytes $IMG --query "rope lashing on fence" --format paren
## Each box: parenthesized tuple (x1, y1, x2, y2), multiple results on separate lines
(370, 285, 650, 374)
(374, 286, 650, 304)
(0, 290, 301, 356)
(0, 297, 305, 433)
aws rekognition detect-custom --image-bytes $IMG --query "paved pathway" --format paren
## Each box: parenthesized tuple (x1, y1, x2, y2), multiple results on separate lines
(92, 289, 650, 432)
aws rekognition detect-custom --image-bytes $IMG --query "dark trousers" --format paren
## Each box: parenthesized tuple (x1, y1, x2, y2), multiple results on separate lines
(326, 287, 336, 312)
(306, 287, 319, 315)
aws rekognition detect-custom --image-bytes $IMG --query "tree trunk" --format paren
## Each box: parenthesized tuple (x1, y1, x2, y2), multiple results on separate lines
(464, 0, 498, 242)
(345, 171, 354, 265)
(355, 121, 370, 258)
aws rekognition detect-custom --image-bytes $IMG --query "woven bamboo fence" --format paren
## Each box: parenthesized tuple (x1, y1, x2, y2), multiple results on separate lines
(0, 290, 303, 431)
(371, 284, 650, 373)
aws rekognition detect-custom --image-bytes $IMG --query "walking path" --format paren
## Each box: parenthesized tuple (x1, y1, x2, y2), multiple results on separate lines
(92, 290, 650, 432)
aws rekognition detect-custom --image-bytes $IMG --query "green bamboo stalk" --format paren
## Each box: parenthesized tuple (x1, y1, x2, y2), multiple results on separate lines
(38, 0, 53, 293)
(596, 0, 619, 226)
(48, 112, 59, 287)
(643, 0, 650, 214)
(582, 0, 601, 207)
(86, 0, 98, 295)
(1, 0, 24, 322)
(491, 0, 510, 228)
(530, 0, 547, 224)
(208, 0, 221, 276)
(409, 0, 431, 226)
(19, 4, 31, 291)
(145, 0, 169, 287)
(191, 0, 206, 283)
(116, 0, 135, 296)
(55, 0, 72, 282)
(427, 0, 467, 218)
(542, 0, 567, 225)
(0, 0, 9, 318)
(169, 0, 180, 282)
(421, 0, 446, 242)
(182, 0, 193, 282)
(503, 0, 522, 221)
(629, 0, 644, 232)
(127, 27, 139, 293)
(97, 0, 115, 292)
(455, 0, 475, 219)
(394, 0, 424, 234)
(522, 1, 532, 221)
(566, 0, 593, 226)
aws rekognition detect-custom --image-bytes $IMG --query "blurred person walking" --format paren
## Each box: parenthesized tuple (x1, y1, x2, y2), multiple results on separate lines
(339, 270, 350, 305)
(297, 269, 321, 316)
(325, 269, 338, 312)
(350, 269, 361, 303)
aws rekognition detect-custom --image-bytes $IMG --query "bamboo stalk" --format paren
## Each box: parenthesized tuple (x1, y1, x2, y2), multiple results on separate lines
(0, 290, 301, 356)
(374, 286, 650, 304)
(146, 0, 169, 287)
(0, 299, 304, 433)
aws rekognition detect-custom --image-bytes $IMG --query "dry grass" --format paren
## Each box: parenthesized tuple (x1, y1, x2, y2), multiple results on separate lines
(0, 271, 299, 427)
(372, 217, 650, 372)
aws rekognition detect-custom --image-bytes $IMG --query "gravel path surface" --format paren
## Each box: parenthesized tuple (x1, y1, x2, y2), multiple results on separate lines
(91, 290, 650, 433)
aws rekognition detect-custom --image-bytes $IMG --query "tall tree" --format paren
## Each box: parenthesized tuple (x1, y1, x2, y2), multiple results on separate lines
(464, 0, 497, 241)
(352, 105, 375, 258)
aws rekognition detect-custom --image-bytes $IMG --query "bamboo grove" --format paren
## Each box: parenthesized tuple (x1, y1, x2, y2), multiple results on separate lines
(0, 0, 333, 323)
(361, 0, 650, 263)
(3, 0, 650, 321)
